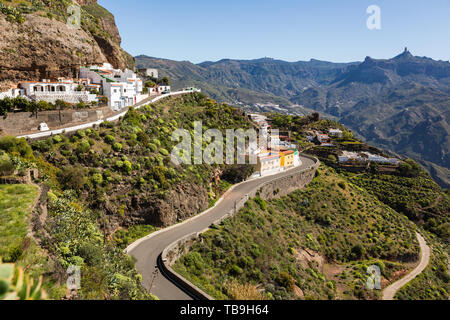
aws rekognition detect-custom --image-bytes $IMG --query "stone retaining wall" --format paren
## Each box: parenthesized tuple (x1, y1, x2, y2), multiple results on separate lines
(161, 155, 320, 300)
(0, 107, 119, 136)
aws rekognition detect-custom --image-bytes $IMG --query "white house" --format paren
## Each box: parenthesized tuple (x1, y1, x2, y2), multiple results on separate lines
(19, 79, 97, 104)
(147, 85, 171, 95)
(80, 63, 143, 111)
(339, 151, 365, 163)
(256, 151, 282, 177)
(329, 128, 343, 137)
(138, 68, 158, 79)
(362, 152, 400, 165)
(0, 87, 24, 99)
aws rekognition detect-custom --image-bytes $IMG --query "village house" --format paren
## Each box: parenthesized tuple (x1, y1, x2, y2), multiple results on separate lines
(316, 133, 331, 144)
(329, 128, 343, 138)
(19, 78, 98, 104)
(147, 84, 171, 95)
(80, 63, 144, 111)
(280, 150, 295, 169)
(293, 150, 301, 167)
(339, 151, 365, 164)
(256, 151, 281, 177)
(138, 68, 158, 79)
(0, 86, 24, 99)
(361, 152, 400, 165)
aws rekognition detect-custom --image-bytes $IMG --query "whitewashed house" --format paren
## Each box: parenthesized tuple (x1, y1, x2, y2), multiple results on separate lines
(0, 87, 24, 99)
(80, 63, 143, 111)
(362, 152, 400, 165)
(138, 68, 158, 79)
(329, 128, 343, 137)
(19, 79, 97, 104)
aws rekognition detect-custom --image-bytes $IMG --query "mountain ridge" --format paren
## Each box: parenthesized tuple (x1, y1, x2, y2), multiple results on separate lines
(136, 50, 450, 188)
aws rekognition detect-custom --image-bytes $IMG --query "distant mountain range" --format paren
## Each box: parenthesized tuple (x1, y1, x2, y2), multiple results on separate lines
(135, 49, 450, 188)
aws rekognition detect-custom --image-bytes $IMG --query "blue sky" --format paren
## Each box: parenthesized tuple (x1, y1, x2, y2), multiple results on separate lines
(99, 0, 450, 64)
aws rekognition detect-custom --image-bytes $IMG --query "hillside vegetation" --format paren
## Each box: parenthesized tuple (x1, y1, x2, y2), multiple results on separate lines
(0, 93, 256, 299)
(31, 93, 253, 230)
(174, 166, 422, 300)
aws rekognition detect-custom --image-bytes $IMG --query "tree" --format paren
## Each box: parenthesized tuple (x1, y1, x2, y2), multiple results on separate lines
(55, 100, 69, 110)
(59, 166, 87, 191)
(158, 76, 170, 86)
(0, 154, 14, 176)
(144, 80, 156, 88)
(222, 164, 254, 183)
(0, 136, 33, 159)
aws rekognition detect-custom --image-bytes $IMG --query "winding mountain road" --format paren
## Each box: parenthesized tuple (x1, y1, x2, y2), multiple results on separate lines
(382, 232, 431, 300)
(127, 156, 316, 300)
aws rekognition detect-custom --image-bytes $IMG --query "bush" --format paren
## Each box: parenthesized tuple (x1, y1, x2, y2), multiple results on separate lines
(112, 143, 123, 152)
(77, 140, 91, 153)
(123, 160, 132, 173)
(59, 166, 87, 191)
(159, 148, 169, 156)
(0, 136, 33, 159)
(230, 265, 243, 276)
(52, 135, 63, 144)
(92, 173, 103, 185)
(0, 154, 14, 176)
(104, 135, 116, 145)
(276, 272, 295, 292)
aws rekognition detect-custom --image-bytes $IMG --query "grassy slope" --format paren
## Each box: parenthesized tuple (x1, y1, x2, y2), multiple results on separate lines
(2, 93, 253, 300)
(0, 184, 37, 261)
(0, 184, 62, 297)
(174, 166, 421, 300)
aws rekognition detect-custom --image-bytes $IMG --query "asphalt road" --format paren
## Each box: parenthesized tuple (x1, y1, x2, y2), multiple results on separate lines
(382, 232, 431, 300)
(128, 156, 316, 300)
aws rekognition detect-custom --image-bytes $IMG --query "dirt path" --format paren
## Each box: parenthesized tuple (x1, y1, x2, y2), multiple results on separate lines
(422, 195, 442, 210)
(382, 232, 431, 300)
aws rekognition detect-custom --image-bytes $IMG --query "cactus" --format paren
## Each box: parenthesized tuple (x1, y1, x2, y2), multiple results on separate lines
(0, 261, 47, 300)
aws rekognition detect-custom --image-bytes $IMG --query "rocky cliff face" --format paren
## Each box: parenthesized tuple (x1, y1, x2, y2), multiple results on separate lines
(0, 0, 134, 89)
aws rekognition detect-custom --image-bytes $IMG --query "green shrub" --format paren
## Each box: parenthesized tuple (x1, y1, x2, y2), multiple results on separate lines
(112, 143, 123, 152)
(104, 135, 116, 145)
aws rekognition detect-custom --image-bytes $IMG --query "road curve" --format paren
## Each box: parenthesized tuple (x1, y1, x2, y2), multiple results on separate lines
(127, 156, 316, 300)
(382, 232, 431, 300)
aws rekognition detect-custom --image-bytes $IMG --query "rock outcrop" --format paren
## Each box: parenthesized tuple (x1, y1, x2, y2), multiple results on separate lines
(0, 0, 134, 88)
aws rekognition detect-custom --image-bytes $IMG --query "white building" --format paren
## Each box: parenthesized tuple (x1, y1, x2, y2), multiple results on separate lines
(361, 152, 400, 165)
(19, 79, 97, 104)
(147, 84, 171, 95)
(329, 128, 343, 137)
(138, 68, 158, 79)
(339, 151, 365, 163)
(80, 63, 143, 111)
(0, 87, 24, 99)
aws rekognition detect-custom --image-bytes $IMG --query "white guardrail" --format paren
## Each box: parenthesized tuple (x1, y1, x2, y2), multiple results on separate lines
(17, 90, 198, 140)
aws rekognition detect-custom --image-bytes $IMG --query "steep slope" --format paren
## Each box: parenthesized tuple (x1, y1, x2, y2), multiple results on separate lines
(173, 167, 423, 300)
(0, 0, 134, 89)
